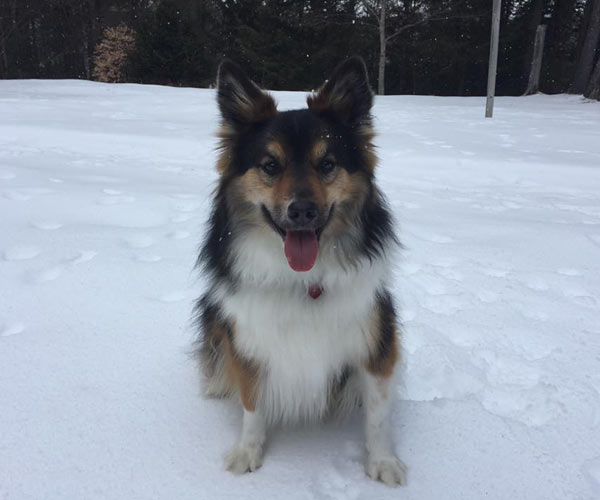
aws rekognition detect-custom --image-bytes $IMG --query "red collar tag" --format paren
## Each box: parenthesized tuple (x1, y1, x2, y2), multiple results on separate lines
(308, 283, 323, 300)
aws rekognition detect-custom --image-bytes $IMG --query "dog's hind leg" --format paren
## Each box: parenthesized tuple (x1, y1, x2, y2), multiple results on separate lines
(196, 299, 236, 399)
(360, 370, 406, 487)
(197, 321, 233, 399)
(360, 290, 406, 486)
(201, 342, 231, 399)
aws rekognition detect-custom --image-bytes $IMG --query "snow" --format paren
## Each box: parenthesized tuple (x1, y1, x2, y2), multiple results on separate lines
(1, 80, 599, 500)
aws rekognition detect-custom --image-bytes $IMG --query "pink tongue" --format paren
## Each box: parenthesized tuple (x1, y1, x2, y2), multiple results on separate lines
(284, 231, 319, 272)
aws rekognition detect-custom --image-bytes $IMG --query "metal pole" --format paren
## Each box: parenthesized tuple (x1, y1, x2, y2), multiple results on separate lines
(485, 0, 502, 118)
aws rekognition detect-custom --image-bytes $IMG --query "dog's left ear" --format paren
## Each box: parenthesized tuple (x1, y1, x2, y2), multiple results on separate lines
(217, 59, 277, 130)
(307, 56, 373, 126)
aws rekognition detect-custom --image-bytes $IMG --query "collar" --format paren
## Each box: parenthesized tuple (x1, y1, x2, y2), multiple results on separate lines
(308, 283, 323, 299)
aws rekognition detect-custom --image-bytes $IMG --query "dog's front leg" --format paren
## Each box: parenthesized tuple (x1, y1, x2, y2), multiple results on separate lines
(361, 370, 407, 486)
(223, 340, 266, 474)
(225, 407, 266, 474)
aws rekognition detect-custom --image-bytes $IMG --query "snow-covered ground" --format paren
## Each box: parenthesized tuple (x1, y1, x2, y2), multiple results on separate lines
(1, 80, 599, 500)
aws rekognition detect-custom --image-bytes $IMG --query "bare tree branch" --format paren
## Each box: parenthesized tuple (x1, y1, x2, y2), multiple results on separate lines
(386, 13, 482, 43)
(361, 0, 381, 25)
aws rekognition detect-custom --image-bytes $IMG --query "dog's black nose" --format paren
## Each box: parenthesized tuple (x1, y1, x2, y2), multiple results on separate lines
(288, 201, 317, 226)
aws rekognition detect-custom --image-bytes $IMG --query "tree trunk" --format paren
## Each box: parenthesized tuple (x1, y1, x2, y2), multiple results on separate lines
(378, 0, 386, 95)
(585, 55, 600, 100)
(524, 24, 546, 95)
(571, 0, 600, 94)
(0, 16, 8, 78)
(573, 0, 594, 75)
(522, 0, 545, 84)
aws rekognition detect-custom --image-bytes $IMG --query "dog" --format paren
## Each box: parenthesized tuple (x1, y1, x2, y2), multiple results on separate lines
(194, 56, 405, 487)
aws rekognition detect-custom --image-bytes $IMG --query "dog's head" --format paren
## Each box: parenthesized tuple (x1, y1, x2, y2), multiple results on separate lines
(215, 57, 377, 272)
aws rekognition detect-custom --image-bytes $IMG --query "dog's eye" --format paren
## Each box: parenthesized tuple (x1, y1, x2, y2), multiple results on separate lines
(319, 159, 336, 175)
(261, 160, 280, 176)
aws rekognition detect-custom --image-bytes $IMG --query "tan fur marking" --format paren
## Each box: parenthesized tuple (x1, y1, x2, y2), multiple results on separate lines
(223, 328, 260, 412)
(265, 141, 286, 164)
(368, 329, 398, 379)
(216, 152, 230, 175)
(366, 305, 399, 379)
(215, 124, 235, 175)
(310, 140, 328, 164)
(304, 170, 327, 207)
(361, 129, 378, 173)
(272, 168, 295, 205)
(324, 169, 367, 205)
(237, 169, 273, 203)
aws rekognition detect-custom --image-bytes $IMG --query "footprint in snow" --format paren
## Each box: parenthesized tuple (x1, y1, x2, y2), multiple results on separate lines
(436, 268, 464, 281)
(3, 245, 41, 261)
(3, 190, 32, 201)
(557, 268, 583, 276)
(157, 291, 188, 303)
(170, 193, 197, 199)
(167, 230, 190, 240)
(403, 309, 417, 322)
(68, 251, 97, 265)
(408, 231, 454, 244)
(0, 322, 25, 337)
(26, 251, 96, 284)
(77, 174, 122, 184)
(582, 456, 600, 493)
(400, 262, 421, 276)
(517, 307, 549, 322)
(565, 292, 597, 308)
(134, 254, 162, 263)
(156, 165, 183, 173)
(171, 213, 195, 223)
(97, 195, 135, 206)
(523, 277, 549, 292)
(420, 294, 465, 315)
(123, 234, 155, 249)
(33, 266, 63, 283)
(425, 234, 454, 244)
(31, 220, 63, 230)
(477, 290, 499, 303)
(482, 268, 509, 278)
(394, 200, 420, 210)
(0, 171, 16, 180)
(3, 187, 53, 201)
(175, 203, 201, 213)
(309, 456, 363, 500)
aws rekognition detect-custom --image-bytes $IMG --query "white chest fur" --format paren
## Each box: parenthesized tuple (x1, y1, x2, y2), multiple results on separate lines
(215, 230, 391, 423)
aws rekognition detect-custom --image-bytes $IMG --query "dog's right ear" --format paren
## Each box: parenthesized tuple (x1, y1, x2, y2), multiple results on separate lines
(217, 60, 277, 130)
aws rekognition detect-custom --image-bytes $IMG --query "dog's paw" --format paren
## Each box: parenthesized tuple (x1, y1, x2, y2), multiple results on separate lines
(225, 445, 263, 475)
(366, 455, 407, 487)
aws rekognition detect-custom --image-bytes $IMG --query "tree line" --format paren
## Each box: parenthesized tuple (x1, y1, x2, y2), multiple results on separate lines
(1, 0, 599, 99)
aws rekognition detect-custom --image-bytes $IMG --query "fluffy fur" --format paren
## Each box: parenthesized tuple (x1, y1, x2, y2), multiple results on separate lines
(194, 57, 406, 486)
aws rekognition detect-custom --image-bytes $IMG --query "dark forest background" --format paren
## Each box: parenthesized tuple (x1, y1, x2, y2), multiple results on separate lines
(1, 0, 599, 98)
